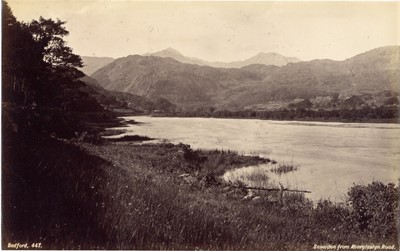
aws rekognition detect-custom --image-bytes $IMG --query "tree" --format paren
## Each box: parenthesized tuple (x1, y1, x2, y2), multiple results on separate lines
(2, 0, 16, 29)
(2, 1, 101, 138)
(3, 1, 86, 105)
(29, 17, 83, 69)
(26, 17, 84, 82)
(2, 1, 43, 104)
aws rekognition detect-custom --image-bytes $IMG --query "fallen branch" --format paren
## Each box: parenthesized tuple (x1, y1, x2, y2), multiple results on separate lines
(230, 185, 311, 193)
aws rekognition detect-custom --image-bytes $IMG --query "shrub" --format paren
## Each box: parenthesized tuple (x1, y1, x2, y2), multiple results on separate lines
(314, 200, 350, 231)
(347, 181, 399, 239)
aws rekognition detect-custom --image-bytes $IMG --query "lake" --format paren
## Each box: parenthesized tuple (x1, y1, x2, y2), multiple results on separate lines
(110, 116, 400, 202)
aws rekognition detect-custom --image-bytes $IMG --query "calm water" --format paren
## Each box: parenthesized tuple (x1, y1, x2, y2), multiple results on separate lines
(110, 116, 400, 201)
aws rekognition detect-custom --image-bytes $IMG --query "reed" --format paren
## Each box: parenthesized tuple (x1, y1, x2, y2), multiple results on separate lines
(271, 162, 298, 175)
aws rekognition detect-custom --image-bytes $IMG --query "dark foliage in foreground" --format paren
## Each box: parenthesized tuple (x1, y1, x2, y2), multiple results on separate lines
(2, 1, 117, 139)
(347, 182, 399, 238)
(2, 136, 108, 249)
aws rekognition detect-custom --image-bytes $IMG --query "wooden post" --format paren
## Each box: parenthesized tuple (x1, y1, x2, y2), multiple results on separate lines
(279, 182, 284, 205)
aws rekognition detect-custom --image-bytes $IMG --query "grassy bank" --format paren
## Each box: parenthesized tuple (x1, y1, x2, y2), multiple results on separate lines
(3, 134, 399, 250)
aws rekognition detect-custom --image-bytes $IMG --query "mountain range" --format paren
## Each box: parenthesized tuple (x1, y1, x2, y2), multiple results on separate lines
(87, 46, 400, 110)
(144, 47, 301, 68)
(82, 48, 300, 75)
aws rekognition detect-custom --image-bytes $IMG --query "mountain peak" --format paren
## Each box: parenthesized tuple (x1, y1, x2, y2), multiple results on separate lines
(244, 52, 301, 66)
(154, 47, 183, 56)
(143, 48, 208, 66)
(255, 52, 278, 56)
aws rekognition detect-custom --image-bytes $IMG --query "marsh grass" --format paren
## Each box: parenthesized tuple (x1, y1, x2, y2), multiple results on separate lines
(123, 119, 143, 125)
(108, 134, 153, 142)
(197, 148, 271, 176)
(271, 162, 298, 175)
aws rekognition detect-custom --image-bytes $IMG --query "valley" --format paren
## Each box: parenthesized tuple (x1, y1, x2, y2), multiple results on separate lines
(80, 46, 399, 122)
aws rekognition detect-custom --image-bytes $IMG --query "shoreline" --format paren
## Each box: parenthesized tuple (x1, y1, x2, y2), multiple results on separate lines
(118, 114, 400, 127)
(151, 113, 400, 125)
(3, 131, 398, 249)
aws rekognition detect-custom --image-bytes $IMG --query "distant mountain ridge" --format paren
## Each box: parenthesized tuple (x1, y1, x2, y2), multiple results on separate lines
(91, 46, 400, 110)
(145, 48, 302, 68)
(81, 56, 114, 76)
(144, 47, 209, 66)
(82, 48, 300, 77)
(209, 52, 302, 68)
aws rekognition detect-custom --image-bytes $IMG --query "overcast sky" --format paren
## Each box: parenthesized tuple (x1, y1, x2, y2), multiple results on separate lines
(7, 1, 400, 62)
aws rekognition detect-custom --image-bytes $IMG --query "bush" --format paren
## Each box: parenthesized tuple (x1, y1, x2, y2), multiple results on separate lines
(347, 181, 399, 239)
(314, 200, 350, 230)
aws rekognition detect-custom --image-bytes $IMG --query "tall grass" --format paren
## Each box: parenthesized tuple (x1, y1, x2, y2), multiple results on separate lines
(3, 138, 399, 250)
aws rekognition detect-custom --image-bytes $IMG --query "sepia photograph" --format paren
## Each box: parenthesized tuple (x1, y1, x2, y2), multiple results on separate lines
(1, 0, 399, 250)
